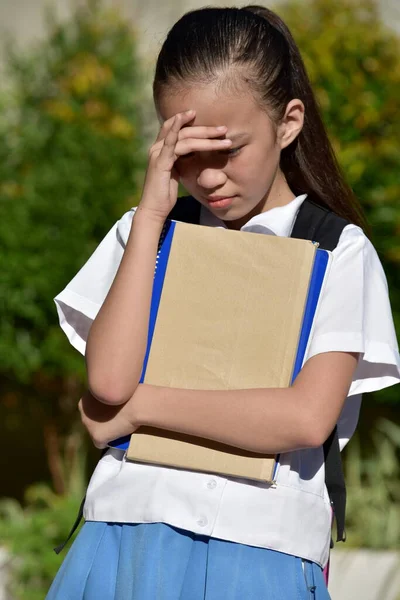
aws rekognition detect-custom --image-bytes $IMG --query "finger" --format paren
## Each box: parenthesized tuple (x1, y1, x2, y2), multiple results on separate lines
(174, 137, 232, 157)
(156, 113, 189, 168)
(178, 125, 227, 141)
(155, 114, 176, 143)
(148, 137, 233, 170)
(149, 125, 229, 161)
(155, 110, 195, 143)
(149, 114, 183, 162)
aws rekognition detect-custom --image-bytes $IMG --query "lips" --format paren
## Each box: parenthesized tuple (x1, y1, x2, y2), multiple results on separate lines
(206, 195, 233, 202)
(205, 195, 236, 209)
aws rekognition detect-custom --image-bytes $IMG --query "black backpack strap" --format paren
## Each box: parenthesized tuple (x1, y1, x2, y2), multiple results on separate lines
(167, 195, 201, 224)
(291, 198, 349, 251)
(324, 428, 347, 544)
(291, 197, 349, 544)
(53, 494, 86, 554)
(53, 448, 108, 554)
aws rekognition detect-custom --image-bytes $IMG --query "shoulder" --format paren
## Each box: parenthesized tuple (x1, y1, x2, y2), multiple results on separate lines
(327, 223, 391, 307)
(333, 224, 384, 276)
(335, 223, 367, 251)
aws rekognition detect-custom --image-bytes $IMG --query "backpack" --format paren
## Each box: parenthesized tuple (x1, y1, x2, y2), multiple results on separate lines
(55, 195, 349, 555)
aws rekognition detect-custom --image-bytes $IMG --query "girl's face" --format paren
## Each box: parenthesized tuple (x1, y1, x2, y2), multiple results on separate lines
(157, 83, 304, 229)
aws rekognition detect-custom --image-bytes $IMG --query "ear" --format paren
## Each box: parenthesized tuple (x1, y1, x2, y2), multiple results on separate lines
(277, 99, 304, 149)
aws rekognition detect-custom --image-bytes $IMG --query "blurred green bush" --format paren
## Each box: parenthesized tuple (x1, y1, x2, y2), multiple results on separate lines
(345, 419, 400, 549)
(0, 431, 87, 600)
(0, 0, 146, 501)
(0, 0, 145, 386)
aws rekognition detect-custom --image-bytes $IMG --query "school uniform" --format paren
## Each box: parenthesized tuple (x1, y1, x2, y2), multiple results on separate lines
(47, 194, 400, 599)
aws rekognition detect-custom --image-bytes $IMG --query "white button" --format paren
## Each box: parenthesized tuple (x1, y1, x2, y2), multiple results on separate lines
(197, 516, 208, 527)
(207, 479, 217, 490)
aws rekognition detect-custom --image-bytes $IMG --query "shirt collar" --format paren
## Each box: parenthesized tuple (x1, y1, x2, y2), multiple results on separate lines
(200, 194, 308, 237)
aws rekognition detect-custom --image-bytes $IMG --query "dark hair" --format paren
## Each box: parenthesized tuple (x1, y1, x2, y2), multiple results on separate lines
(153, 5, 366, 229)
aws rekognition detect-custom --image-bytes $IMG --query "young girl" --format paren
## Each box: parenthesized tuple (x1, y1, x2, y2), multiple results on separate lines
(47, 5, 400, 599)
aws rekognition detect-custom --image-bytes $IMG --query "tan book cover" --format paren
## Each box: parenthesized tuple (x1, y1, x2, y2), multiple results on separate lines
(125, 221, 320, 482)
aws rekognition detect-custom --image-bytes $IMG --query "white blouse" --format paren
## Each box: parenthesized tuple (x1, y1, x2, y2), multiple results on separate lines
(54, 194, 400, 568)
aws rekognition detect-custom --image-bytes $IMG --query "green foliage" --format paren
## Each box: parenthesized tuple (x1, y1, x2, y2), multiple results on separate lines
(343, 419, 400, 548)
(0, 432, 87, 600)
(0, 0, 146, 386)
(278, 0, 400, 403)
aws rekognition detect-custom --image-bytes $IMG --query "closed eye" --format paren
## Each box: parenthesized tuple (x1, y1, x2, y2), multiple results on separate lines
(219, 146, 242, 157)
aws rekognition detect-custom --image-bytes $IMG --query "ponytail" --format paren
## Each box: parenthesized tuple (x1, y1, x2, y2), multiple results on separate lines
(244, 6, 366, 228)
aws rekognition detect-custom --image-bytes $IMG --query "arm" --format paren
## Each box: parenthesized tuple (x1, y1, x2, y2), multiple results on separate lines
(85, 209, 164, 405)
(81, 351, 358, 453)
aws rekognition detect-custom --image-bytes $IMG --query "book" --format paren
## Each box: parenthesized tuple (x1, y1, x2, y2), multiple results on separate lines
(109, 219, 330, 483)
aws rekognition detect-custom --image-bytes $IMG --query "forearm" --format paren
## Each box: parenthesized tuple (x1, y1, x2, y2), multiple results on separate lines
(86, 208, 164, 405)
(134, 352, 357, 454)
(136, 385, 313, 454)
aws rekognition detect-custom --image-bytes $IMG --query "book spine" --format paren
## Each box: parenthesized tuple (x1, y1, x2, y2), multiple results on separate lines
(139, 220, 176, 382)
(291, 248, 329, 382)
(274, 248, 329, 480)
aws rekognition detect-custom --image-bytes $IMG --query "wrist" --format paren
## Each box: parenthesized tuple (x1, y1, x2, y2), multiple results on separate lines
(135, 203, 168, 228)
(132, 384, 165, 428)
(126, 206, 166, 250)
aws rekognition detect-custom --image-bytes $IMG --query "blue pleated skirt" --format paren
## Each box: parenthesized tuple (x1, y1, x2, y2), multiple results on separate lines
(46, 521, 331, 600)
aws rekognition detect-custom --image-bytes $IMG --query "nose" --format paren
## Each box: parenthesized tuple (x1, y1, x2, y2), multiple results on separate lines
(196, 167, 228, 190)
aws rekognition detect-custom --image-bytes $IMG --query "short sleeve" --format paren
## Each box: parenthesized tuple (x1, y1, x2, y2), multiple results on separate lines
(306, 224, 400, 396)
(54, 208, 136, 355)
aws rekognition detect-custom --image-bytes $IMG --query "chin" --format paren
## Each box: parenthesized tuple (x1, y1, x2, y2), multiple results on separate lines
(216, 203, 256, 222)
(192, 193, 257, 225)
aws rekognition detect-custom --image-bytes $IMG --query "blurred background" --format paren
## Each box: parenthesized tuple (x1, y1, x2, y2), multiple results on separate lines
(0, 0, 399, 598)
